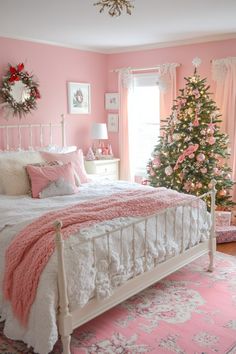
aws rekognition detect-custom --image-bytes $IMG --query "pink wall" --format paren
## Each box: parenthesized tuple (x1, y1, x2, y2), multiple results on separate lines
(0, 37, 107, 153)
(1, 37, 236, 157)
(107, 38, 236, 156)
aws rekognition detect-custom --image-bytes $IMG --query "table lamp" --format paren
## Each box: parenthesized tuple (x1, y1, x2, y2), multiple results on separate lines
(91, 122, 108, 158)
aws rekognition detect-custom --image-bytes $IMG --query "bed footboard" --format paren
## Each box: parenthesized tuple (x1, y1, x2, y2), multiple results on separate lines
(55, 181, 216, 354)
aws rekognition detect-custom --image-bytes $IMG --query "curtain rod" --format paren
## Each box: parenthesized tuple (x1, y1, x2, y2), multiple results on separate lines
(110, 63, 181, 73)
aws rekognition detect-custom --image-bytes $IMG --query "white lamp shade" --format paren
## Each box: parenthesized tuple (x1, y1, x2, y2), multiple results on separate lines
(91, 123, 108, 140)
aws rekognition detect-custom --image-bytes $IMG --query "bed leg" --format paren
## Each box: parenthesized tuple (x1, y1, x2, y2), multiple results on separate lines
(208, 250, 214, 272)
(54, 220, 73, 354)
(61, 334, 71, 354)
(208, 180, 216, 272)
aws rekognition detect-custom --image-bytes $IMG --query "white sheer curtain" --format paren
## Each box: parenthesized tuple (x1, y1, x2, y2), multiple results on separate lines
(212, 57, 236, 202)
(118, 68, 133, 181)
(158, 63, 178, 119)
(118, 63, 178, 181)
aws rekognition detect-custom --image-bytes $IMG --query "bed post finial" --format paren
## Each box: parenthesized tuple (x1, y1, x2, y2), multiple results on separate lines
(208, 179, 216, 272)
(61, 114, 66, 148)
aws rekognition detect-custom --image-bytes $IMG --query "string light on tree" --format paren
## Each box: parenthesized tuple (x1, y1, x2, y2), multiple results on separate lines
(145, 58, 235, 210)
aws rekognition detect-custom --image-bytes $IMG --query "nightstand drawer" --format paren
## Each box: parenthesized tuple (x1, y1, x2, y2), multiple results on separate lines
(84, 158, 120, 180)
(95, 162, 117, 175)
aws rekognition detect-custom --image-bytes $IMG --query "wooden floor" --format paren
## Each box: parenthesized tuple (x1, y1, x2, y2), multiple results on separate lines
(217, 242, 236, 256)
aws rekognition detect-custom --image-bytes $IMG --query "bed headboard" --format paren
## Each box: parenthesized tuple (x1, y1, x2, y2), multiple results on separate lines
(0, 114, 66, 151)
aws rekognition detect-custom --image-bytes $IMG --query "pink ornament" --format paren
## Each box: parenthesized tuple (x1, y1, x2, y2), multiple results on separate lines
(208, 122, 215, 134)
(196, 153, 205, 162)
(150, 169, 156, 177)
(152, 157, 160, 167)
(219, 189, 227, 197)
(183, 181, 191, 192)
(208, 136, 216, 145)
(193, 89, 200, 98)
(196, 182, 202, 188)
(193, 118, 199, 127)
(200, 167, 207, 174)
(189, 153, 195, 159)
(165, 166, 173, 176)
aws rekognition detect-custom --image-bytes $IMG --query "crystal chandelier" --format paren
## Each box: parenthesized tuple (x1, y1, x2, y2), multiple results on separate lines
(94, 0, 134, 17)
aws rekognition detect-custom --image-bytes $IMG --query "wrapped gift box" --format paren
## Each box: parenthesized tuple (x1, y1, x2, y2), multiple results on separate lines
(215, 211, 231, 227)
(216, 225, 236, 243)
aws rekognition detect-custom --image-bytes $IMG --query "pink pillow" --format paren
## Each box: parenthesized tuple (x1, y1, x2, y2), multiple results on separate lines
(41, 149, 88, 184)
(26, 162, 77, 198)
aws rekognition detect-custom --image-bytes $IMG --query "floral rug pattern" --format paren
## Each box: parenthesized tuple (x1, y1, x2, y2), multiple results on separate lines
(1, 252, 236, 354)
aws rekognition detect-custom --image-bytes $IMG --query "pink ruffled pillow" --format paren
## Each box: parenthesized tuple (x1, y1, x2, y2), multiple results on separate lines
(41, 149, 88, 184)
(26, 162, 77, 198)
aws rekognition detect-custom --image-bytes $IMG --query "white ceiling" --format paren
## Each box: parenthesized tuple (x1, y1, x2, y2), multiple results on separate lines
(0, 0, 236, 53)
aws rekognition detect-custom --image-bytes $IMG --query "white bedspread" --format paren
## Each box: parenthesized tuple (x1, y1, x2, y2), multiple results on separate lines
(0, 180, 210, 354)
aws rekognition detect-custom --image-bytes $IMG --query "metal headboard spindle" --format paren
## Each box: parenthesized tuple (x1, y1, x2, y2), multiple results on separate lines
(0, 114, 66, 150)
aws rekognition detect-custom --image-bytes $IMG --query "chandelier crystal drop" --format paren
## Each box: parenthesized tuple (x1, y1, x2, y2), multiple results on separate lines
(94, 0, 134, 17)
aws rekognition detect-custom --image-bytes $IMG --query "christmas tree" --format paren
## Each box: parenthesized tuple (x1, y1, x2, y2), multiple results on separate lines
(146, 58, 235, 210)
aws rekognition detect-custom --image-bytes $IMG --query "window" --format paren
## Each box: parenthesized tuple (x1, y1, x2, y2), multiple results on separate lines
(128, 73, 160, 178)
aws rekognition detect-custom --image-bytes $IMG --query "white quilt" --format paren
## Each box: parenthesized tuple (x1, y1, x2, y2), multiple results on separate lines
(0, 180, 210, 354)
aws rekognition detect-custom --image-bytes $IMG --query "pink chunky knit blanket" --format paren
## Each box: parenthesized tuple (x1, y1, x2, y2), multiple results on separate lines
(3, 187, 196, 326)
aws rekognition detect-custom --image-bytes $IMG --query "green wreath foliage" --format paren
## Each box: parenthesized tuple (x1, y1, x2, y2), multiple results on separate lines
(0, 63, 40, 118)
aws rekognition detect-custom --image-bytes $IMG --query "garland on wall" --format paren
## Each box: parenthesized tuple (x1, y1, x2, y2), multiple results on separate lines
(0, 63, 41, 118)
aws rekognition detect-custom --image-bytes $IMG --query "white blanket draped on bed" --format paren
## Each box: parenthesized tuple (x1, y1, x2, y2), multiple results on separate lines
(0, 180, 210, 354)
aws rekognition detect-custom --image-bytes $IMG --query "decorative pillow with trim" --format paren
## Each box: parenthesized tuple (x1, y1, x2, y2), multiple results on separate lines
(26, 162, 78, 198)
(40, 149, 88, 185)
(26, 161, 62, 196)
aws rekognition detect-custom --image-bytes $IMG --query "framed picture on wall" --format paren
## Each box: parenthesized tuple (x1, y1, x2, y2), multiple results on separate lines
(105, 93, 119, 110)
(108, 113, 119, 132)
(68, 82, 91, 114)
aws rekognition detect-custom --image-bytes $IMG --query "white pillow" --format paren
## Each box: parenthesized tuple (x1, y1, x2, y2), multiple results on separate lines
(40, 145, 77, 154)
(0, 151, 45, 195)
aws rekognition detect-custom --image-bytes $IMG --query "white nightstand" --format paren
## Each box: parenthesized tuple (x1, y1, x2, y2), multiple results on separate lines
(84, 158, 120, 180)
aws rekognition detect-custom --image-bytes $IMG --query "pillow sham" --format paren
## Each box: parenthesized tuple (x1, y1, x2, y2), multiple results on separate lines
(40, 149, 88, 184)
(40, 145, 77, 154)
(0, 151, 45, 195)
(26, 161, 62, 196)
(26, 162, 77, 198)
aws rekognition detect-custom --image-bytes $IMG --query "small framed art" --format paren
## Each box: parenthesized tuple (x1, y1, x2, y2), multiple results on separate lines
(68, 82, 91, 114)
(108, 113, 119, 132)
(105, 93, 119, 110)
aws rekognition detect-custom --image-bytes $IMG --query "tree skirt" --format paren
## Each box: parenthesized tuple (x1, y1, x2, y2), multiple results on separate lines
(216, 225, 236, 243)
(0, 252, 236, 354)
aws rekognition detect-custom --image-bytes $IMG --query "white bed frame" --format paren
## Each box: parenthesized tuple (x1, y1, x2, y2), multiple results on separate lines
(0, 118, 216, 354)
(54, 188, 216, 354)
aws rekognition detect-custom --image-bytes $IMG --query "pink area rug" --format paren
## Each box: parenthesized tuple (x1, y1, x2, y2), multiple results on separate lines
(1, 252, 236, 354)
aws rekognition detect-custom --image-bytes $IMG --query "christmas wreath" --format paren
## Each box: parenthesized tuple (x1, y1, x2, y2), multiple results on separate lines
(0, 63, 40, 118)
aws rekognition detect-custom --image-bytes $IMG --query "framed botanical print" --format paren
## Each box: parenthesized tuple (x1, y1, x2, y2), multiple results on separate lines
(107, 113, 119, 132)
(105, 93, 119, 110)
(68, 82, 91, 114)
